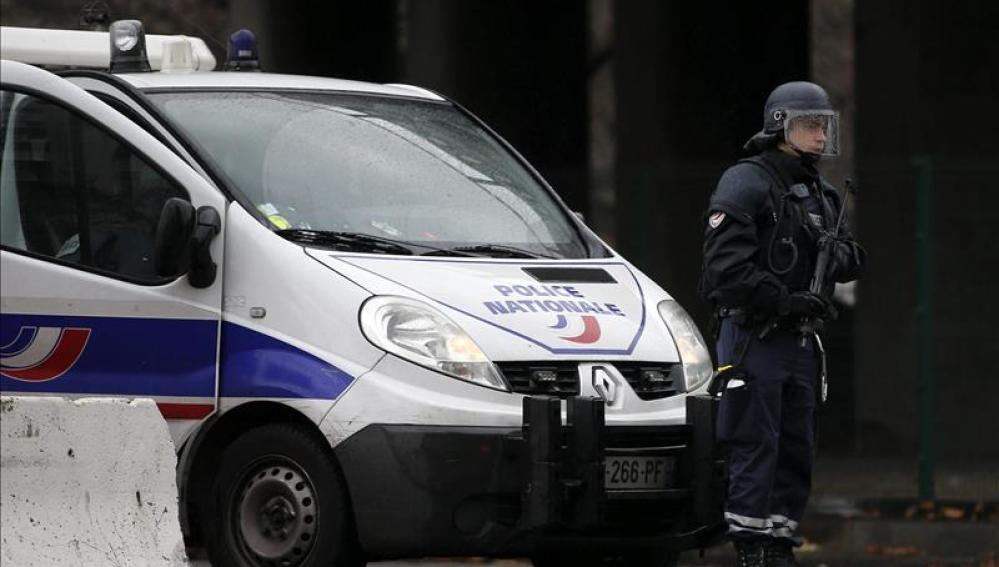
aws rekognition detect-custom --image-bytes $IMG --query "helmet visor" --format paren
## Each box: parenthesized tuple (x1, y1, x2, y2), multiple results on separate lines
(784, 109, 840, 156)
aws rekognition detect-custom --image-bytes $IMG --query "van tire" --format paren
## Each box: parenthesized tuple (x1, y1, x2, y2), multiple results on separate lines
(531, 550, 679, 567)
(201, 423, 364, 567)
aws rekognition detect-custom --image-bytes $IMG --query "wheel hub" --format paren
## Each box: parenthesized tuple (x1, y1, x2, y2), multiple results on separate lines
(260, 496, 297, 540)
(235, 461, 318, 566)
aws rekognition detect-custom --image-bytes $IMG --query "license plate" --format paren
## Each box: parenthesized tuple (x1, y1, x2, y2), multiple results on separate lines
(605, 456, 674, 490)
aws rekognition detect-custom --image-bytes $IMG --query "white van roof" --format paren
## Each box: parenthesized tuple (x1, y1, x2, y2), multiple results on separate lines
(115, 72, 446, 102)
(0, 25, 445, 102)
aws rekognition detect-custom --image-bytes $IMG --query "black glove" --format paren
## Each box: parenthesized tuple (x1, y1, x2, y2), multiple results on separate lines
(779, 291, 829, 318)
(827, 237, 861, 282)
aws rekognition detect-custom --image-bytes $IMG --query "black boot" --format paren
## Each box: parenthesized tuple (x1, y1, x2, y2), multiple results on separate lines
(733, 540, 767, 567)
(767, 540, 801, 567)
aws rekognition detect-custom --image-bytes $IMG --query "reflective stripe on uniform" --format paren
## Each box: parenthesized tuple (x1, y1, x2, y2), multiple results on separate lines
(725, 511, 773, 535)
(769, 514, 799, 539)
(772, 525, 794, 538)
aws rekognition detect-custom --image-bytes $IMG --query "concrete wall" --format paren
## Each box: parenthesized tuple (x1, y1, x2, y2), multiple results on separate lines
(0, 397, 187, 566)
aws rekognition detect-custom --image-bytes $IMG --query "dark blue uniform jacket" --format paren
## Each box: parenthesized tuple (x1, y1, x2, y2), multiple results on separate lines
(701, 149, 865, 318)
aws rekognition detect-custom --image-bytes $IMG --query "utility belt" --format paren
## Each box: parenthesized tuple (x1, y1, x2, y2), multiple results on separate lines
(717, 306, 753, 325)
(717, 306, 801, 332)
(711, 306, 829, 403)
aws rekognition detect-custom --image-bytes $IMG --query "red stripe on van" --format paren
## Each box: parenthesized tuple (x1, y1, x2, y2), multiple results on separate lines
(157, 403, 214, 420)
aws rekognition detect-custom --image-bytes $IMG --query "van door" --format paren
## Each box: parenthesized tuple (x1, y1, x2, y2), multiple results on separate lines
(0, 61, 225, 441)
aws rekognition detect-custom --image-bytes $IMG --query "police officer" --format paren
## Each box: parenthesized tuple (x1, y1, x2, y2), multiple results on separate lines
(700, 82, 865, 566)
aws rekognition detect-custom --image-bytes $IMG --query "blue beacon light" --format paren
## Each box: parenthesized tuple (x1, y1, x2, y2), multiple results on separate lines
(224, 29, 260, 71)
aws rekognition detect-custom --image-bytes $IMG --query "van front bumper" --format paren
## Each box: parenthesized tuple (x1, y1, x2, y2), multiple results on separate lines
(333, 395, 726, 560)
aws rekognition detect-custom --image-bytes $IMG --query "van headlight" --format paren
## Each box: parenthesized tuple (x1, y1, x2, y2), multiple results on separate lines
(360, 296, 508, 391)
(657, 300, 713, 392)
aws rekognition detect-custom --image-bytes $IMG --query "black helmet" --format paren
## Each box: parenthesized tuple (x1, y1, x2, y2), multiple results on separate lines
(744, 81, 839, 156)
(763, 81, 833, 134)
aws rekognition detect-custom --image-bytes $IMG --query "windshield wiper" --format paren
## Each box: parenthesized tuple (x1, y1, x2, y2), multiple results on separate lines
(276, 229, 420, 255)
(277, 230, 552, 259)
(445, 244, 555, 259)
(277, 229, 482, 257)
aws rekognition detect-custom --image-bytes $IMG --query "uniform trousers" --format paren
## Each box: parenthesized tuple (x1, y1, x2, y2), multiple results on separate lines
(715, 317, 818, 544)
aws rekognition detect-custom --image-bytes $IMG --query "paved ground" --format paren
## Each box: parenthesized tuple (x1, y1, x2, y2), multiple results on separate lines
(191, 456, 998, 566)
(193, 547, 999, 567)
(364, 551, 999, 567)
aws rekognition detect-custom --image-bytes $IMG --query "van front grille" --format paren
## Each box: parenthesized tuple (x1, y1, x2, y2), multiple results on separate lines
(496, 361, 580, 396)
(613, 362, 683, 400)
(496, 361, 682, 400)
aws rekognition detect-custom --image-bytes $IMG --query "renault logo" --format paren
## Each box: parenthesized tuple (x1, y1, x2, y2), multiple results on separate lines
(592, 366, 619, 405)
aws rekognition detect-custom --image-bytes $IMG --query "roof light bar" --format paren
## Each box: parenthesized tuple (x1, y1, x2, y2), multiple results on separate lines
(0, 25, 217, 72)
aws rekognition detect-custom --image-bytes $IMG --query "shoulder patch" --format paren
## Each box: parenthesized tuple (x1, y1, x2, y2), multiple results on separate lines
(708, 211, 726, 228)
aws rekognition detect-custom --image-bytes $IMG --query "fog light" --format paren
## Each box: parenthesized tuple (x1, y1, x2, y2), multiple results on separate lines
(641, 369, 668, 386)
(531, 369, 558, 385)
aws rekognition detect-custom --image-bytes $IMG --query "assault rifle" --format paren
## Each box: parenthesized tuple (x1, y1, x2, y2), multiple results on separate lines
(800, 179, 856, 340)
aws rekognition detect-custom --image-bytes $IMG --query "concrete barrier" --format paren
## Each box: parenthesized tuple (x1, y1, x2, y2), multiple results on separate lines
(1, 396, 189, 566)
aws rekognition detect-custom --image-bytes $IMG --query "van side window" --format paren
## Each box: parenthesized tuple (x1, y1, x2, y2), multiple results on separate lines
(0, 89, 187, 282)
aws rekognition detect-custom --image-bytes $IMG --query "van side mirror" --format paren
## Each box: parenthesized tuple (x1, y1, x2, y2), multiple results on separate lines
(154, 198, 221, 288)
(188, 206, 221, 289)
(154, 197, 195, 277)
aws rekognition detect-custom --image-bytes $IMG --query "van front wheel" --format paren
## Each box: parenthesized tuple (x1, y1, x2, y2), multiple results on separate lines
(202, 423, 363, 567)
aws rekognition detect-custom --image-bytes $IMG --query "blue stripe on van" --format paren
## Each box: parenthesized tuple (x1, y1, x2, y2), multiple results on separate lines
(0, 313, 216, 397)
(0, 315, 356, 401)
(219, 322, 354, 400)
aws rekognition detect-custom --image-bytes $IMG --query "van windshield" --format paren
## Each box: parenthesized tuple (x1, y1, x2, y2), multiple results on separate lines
(149, 90, 591, 258)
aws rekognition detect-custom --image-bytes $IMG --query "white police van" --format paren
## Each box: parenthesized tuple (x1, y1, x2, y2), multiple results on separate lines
(0, 22, 723, 567)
